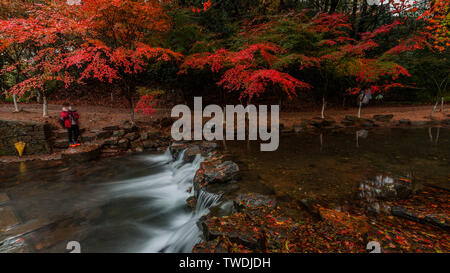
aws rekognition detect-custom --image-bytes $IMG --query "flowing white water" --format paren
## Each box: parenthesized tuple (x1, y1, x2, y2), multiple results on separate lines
(106, 148, 221, 253)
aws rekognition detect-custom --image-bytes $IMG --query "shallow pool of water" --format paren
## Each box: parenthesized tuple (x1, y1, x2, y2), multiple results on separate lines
(224, 127, 449, 209)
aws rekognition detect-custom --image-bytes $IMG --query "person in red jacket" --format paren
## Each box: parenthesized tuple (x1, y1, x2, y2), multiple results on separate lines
(60, 102, 81, 148)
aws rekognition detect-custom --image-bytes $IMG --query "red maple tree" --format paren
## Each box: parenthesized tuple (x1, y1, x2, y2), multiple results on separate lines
(180, 43, 311, 105)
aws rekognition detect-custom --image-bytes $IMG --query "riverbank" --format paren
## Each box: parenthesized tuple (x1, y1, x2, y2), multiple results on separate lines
(1, 103, 449, 132)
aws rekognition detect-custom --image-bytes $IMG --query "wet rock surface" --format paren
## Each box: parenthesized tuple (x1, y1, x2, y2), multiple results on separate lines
(61, 144, 101, 163)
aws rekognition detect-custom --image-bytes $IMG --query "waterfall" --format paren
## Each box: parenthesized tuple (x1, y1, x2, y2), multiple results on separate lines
(107, 147, 220, 253)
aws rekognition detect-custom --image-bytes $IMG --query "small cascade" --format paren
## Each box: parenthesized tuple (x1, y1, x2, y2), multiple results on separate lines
(108, 147, 221, 253)
(195, 190, 222, 214)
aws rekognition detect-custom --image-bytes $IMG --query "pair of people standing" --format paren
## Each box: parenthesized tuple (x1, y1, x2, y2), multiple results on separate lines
(60, 102, 81, 148)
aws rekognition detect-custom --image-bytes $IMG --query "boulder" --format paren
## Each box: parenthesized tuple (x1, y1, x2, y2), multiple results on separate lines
(309, 117, 335, 128)
(373, 114, 394, 122)
(183, 145, 201, 163)
(193, 157, 240, 194)
(398, 119, 411, 125)
(201, 215, 266, 250)
(234, 193, 276, 211)
(61, 144, 100, 163)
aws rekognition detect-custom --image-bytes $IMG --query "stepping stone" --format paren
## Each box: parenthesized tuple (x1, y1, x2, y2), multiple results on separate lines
(373, 114, 394, 122)
(398, 119, 411, 125)
(61, 144, 101, 163)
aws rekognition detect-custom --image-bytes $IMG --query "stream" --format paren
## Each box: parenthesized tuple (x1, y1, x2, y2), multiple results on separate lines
(0, 127, 448, 252)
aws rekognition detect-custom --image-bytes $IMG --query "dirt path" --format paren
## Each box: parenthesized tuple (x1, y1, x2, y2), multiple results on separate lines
(0, 103, 448, 131)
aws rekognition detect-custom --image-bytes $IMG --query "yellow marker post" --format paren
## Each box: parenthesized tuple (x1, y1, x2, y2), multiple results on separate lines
(14, 141, 26, 157)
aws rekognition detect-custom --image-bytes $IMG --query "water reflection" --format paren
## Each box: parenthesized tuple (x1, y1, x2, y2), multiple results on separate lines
(357, 174, 415, 214)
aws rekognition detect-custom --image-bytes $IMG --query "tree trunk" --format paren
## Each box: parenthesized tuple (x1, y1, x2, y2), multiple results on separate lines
(321, 96, 326, 119)
(357, 100, 362, 118)
(430, 100, 439, 118)
(13, 93, 19, 112)
(43, 95, 48, 117)
(440, 97, 444, 112)
(328, 0, 339, 14)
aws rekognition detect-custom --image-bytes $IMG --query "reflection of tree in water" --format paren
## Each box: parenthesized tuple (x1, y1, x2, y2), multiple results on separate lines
(358, 174, 416, 214)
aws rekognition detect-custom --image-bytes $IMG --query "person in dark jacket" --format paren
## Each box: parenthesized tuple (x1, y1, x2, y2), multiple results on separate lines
(60, 102, 81, 148)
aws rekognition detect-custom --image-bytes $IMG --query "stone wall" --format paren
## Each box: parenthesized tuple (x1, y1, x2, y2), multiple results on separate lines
(0, 120, 52, 156)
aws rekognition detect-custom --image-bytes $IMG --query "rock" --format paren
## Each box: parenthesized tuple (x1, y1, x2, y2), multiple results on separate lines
(103, 137, 119, 146)
(298, 199, 322, 219)
(398, 119, 411, 125)
(391, 206, 449, 230)
(169, 142, 190, 159)
(102, 125, 120, 131)
(142, 140, 155, 149)
(54, 139, 69, 149)
(118, 138, 129, 149)
(61, 144, 100, 163)
(81, 132, 97, 142)
(186, 196, 197, 211)
(96, 130, 113, 139)
(309, 117, 335, 128)
(122, 122, 137, 133)
(112, 130, 126, 138)
(139, 132, 149, 141)
(373, 114, 394, 122)
(147, 131, 160, 140)
(234, 193, 276, 211)
(124, 132, 139, 141)
(344, 115, 360, 122)
(201, 215, 266, 250)
(130, 139, 143, 149)
(55, 129, 69, 138)
(193, 157, 240, 194)
(442, 118, 450, 125)
(183, 145, 201, 163)
(410, 121, 428, 126)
